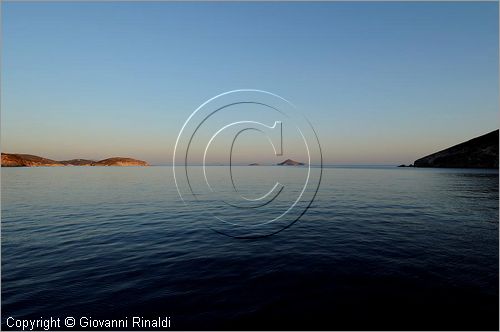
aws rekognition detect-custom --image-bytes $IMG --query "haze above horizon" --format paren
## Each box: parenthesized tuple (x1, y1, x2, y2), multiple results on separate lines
(1, 2, 498, 165)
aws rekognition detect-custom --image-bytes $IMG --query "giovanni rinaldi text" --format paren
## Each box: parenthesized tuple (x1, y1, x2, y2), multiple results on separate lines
(6, 316, 172, 330)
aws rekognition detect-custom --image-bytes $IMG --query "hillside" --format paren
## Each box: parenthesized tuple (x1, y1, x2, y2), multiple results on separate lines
(93, 157, 149, 167)
(414, 130, 498, 168)
(1, 153, 64, 167)
(60, 159, 96, 166)
(1, 153, 149, 167)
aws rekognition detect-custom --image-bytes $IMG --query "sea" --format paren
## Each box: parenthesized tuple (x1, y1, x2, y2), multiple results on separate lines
(1, 166, 498, 330)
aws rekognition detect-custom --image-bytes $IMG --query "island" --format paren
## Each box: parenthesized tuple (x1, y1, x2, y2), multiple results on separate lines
(277, 159, 305, 166)
(248, 163, 261, 166)
(92, 157, 149, 167)
(60, 159, 96, 166)
(412, 130, 498, 168)
(1, 153, 149, 167)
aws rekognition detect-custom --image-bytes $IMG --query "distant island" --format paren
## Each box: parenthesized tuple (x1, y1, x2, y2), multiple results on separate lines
(277, 159, 305, 166)
(1, 153, 149, 167)
(248, 163, 261, 166)
(399, 130, 498, 168)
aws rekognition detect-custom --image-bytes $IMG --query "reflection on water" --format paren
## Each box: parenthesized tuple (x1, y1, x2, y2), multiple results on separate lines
(2, 166, 498, 330)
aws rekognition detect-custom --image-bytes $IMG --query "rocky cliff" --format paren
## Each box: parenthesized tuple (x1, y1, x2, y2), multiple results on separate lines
(414, 130, 498, 168)
(1, 154, 64, 167)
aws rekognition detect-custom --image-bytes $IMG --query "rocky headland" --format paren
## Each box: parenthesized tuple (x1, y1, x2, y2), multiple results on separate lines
(1, 153, 149, 167)
(404, 130, 498, 168)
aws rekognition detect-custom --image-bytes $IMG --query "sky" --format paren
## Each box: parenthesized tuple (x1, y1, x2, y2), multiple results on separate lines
(1, 2, 498, 165)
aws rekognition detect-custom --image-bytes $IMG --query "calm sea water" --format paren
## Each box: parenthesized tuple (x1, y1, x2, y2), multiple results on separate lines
(2, 166, 498, 330)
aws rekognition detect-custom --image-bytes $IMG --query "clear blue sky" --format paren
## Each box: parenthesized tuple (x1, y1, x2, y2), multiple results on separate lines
(1, 2, 498, 165)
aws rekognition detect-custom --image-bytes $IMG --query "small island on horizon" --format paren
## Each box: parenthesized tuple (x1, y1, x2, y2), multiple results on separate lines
(247, 160, 305, 166)
(1, 153, 149, 167)
(277, 159, 305, 166)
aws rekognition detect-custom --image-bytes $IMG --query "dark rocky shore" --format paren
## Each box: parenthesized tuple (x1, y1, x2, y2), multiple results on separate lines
(400, 130, 498, 168)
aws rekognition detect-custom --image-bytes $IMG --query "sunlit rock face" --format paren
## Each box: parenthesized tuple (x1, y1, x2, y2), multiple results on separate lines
(1, 153, 64, 167)
(1, 153, 149, 167)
